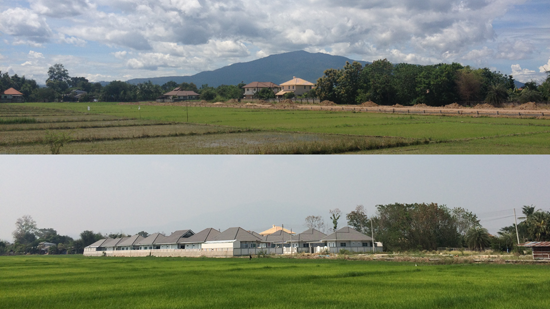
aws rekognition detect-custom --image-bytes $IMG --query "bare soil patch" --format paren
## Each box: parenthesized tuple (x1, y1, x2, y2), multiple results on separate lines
(360, 101, 378, 107)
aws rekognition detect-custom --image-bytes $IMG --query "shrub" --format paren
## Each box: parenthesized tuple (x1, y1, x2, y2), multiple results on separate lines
(44, 130, 73, 154)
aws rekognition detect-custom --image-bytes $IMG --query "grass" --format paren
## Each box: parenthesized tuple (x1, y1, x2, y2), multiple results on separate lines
(0, 255, 549, 309)
(3, 102, 550, 154)
(0, 117, 37, 124)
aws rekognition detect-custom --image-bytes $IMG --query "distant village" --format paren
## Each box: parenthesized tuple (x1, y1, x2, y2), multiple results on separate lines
(83, 225, 382, 258)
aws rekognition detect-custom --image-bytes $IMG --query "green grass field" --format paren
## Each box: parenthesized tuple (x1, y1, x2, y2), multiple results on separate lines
(2, 102, 550, 154)
(1, 256, 549, 309)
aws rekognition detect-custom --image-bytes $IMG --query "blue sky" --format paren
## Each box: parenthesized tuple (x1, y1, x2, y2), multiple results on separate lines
(0, 0, 549, 85)
(1, 156, 548, 242)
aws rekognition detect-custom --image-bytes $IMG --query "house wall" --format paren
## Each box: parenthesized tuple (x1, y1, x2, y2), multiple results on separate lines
(244, 87, 280, 99)
(202, 241, 239, 249)
(83, 248, 234, 258)
(533, 247, 550, 260)
(280, 85, 313, 96)
(315, 246, 383, 253)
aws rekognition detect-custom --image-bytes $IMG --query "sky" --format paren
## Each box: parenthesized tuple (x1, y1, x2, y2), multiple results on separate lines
(1, 156, 548, 242)
(0, 0, 549, 85)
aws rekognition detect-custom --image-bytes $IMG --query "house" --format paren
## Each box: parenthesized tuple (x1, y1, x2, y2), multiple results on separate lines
(178, 228, 221, 249)
(83, 239, 107, 255)
(115, 235, 144, 251)
(100, 238, 123, 252)
(276, 77, 314, 98)
(261, 230, 294, 249)
(153, 230, 194, 249)
(519, 241, 550, 260)
(160, 87, 199, 102)
(259, 225, 295, 236)
(135, 233, 162, 250)
(288, 228, 327, 253)
(319, 227, 382, 253)
(201, 227, 266, 256)
(1, 88, 24, 103)
(242, 82, 281, 99)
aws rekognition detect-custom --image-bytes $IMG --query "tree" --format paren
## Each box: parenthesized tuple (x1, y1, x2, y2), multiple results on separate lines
(199, 89, 216, 101)
(304, 216, 326, 232)
(137, 231, 149, 237)
(451, 207, 480, 246)
(12, 215, 37, 244)
(329, 208, 341, 232)
(346, 205, 369, 234)
(80, 230, 103, 247)
(456, 69, 482, 103)
(518, 88, 542, 103)
(337, 61, 363, 105)
(465, 226, 491, 251)
(283, 92, 295, 99)
(359, 59, 395, 105)
(255, 87, 276, 100)
(485, 83, 509, 106)
(316, 68, 340, 103)
(47, 64, 70, 83)
(162, 81, 179, 92)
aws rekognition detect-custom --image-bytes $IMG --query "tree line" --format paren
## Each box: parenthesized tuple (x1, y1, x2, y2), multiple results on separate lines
(315, 59, 550, 106)
(0, 64, 250, 103)
(306, 203, 550, 253)
(0, 215, 150, 255)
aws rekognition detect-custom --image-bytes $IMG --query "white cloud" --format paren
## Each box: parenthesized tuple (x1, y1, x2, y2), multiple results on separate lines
(12, 40, 44, 48)
(21, 61, 32, 66)
(539, 59, 550, 73)
(112, 51, 128, 59)
(29, 51, 45, 59)
(30, 0, 93, 17)
(0, 8, 53, 43)
(462, 47, 494, 61)
(511, 64, 543, 83)
(496, 40, 535, 60)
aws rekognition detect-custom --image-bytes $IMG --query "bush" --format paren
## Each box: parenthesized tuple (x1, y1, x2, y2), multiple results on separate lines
(518, 89, 543, 103)
(283, 92, 295, 99)
(44, 130, 73, 154)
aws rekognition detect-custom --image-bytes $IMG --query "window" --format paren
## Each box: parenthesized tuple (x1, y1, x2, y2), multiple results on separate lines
(250, 243, 257, 248)
(362, 243, 369, 247)
(340, 243, 346, 247)
(303, 243, 309, 248)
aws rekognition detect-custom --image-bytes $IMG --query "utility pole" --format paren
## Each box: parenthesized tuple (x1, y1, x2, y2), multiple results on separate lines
(514, 208, 520, 245)
(371, 218, 375, 253)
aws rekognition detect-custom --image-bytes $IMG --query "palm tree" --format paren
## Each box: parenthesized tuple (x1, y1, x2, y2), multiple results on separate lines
(485, 83, 508, 106)
(527, 211, 549, 241)
(466, 226, 491, 251)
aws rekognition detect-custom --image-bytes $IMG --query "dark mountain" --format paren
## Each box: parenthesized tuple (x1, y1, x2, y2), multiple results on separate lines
(514, 80, 525, 88)
(125, 50, 368, 87)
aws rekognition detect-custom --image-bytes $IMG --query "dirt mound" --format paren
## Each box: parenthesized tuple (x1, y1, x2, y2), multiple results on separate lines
(200, 100, 208, 104)
(517, 102, 538, 110)
(281, 99, 295, 104)
(320, 100, 337, 106)
(473, 103, 495, 109)
(360, 101, 378, 107)
(212, 102, 224, 105)
(258, 100, 268, 104)
(393, 104, 404, 107)
(444, 103, 462, 109)
(227, 99, 239, 103)
(413, 103, 430, 108)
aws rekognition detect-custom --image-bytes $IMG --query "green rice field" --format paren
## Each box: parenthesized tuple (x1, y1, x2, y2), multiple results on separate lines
(2, 102, 550, 154)
(0, 256, 549, 308)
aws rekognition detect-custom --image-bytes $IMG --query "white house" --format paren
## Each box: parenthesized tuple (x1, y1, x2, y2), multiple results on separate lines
(320, 227, 382, 253)
(177, 228, 221, 249)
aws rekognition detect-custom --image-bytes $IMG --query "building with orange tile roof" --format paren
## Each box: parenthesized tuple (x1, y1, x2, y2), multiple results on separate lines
(259, 225, 296, 236)
(276, 77, 314, 97)
(1, 87, 24, 103)
(243, 82, 281, 99)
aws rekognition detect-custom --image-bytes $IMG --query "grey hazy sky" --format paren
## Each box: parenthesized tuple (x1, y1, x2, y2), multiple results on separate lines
(1, 155, 548, 242)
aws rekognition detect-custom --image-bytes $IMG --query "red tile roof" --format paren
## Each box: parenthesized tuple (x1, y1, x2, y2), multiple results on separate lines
(3, 88, 23, 95)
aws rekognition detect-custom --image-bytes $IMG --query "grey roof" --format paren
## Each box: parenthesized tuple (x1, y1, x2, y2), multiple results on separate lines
(179, 228, 221, 244)
(210, 227, 263, 242)
(321, 227, 373, 242)
(290, 228, 327, 242)
(101, 238, 123, 247)
(116, 235, 144, 247)
(263, 230, 294, 243)
(154, 230, 194, 245)
(87, 239, 107, 248)
(136, 233, 162, 246)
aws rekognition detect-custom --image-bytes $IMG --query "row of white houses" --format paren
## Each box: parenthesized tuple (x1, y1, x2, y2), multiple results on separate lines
(84, 226, 383, 257)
